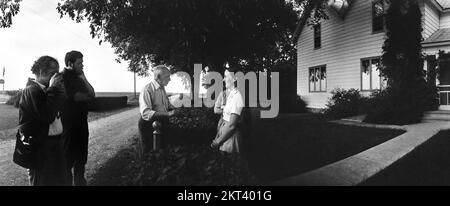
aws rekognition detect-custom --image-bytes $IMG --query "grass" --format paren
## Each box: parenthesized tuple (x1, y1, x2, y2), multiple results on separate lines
(0, 94, 11, 103)
(246, 111, 405, 182)
(88, 109, 405, 185)
(89, 135, 142, 186)
(361, 129, 450, 186)
(0, 104, 19, 131)
(87, 103, 138, 122)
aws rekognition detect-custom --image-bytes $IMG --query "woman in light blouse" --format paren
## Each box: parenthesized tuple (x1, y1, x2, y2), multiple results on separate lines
(211, 67, 245, 153)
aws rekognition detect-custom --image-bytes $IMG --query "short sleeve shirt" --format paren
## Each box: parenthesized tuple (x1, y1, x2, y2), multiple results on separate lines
(214, 90, 227, 110)
(222, 88, 244, 122)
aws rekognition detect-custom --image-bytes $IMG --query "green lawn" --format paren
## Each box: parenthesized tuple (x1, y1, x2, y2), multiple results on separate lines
(362, 129, 450, 186)
(246, 112, 405, 182)
(0, 104, 18, 131)
(87, 104, 137, 122)
(89, 135, 142, 186)
(89, 110, 405, 185)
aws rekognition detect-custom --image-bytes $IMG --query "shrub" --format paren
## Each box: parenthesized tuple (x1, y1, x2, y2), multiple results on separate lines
(5, 90, 22, 108)
(324, 88, 365, 119)
(363, 89, 393, 124)
(167, 107, 220, 145)
(423, 83, 439, 111)
(131, 145, 259, 186)
(363, 85, 433, 125)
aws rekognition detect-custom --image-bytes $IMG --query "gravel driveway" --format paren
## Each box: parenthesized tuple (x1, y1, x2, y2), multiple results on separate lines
(0, 108, 140, 186)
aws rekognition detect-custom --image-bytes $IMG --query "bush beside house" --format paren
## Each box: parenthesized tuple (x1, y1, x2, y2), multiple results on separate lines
(324, 88, 367, 119)
(364, 84, 438, 124)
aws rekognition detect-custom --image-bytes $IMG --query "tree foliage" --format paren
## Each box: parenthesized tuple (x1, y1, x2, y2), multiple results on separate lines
(0, 0, 21, 28)
(380, 0, 424, 88)
(365, 0, 433, 125)
(1, 0, 327, 76)
(55, 0, 301, 75)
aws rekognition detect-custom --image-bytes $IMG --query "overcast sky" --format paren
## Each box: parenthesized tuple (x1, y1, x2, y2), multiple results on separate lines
(0, 0, 191, 93)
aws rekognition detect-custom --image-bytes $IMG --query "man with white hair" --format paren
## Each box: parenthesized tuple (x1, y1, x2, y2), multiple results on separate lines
(138, 65, 178, 154)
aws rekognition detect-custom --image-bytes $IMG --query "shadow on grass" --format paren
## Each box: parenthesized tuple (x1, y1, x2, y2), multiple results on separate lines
(89, 111, 405, 185)
(88, 136, 258, 186)
(361, 129, 450, 186)
(246, 113, 405, 183)
(89, 135, 142, 186)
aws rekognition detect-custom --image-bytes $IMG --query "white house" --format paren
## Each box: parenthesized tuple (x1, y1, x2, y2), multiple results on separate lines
(295, 0, 450, 109)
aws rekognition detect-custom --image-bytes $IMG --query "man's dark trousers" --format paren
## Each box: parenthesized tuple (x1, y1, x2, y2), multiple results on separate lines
(138, 117, 169, 158)
(63, 115, 89, 186)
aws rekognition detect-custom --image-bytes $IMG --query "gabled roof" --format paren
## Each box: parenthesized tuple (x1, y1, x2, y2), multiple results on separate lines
(293, 0, 449, 44)
(436, 0, 450, 10)
(293, 0, 355, 43)
(422, 28, 450, 45)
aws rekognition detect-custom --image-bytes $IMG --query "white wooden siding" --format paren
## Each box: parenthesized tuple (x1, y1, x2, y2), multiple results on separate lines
(297, 0, 448, 109)
(440, 12, 450, 28)
(297, 0, 385, 108)
(423, 0, 440, 39)
(424, 45, 450, 54)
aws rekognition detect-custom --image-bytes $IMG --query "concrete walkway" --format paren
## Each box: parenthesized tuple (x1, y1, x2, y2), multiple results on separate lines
(272, 120, 450, 186)
(0, 108, 140, 186)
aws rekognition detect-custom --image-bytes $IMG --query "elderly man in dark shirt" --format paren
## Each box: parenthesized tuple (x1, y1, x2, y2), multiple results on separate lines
(61, 51, 95, 186)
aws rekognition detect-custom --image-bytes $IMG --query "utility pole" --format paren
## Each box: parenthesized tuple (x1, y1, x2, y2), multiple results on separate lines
(134, 70, 137, 99)
(1, 66, 5, 91)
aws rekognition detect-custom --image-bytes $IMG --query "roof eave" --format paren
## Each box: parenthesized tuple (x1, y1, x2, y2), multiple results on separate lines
(292, 17, 308, 44)
(422, 40, 450, 48)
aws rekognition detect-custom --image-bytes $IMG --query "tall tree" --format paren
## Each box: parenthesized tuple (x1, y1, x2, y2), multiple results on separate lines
(366, 0, 431, 124)
(381, 0, 424, 89)
(55, 0, 299, 75)
(1, 0, 327, 75)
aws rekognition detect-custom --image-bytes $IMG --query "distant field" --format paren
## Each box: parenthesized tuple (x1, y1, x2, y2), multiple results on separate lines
(96, 92, 189, 96)
(0, 104, 19, 130)
(0, 92, 139, 133)
(0, 102, 137, 141)
(96, 92, 139, 97)
(96, 92, 191, 103)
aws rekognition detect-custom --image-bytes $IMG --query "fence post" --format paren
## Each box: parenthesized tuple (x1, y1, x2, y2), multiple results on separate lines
(153, 121, 162, 150)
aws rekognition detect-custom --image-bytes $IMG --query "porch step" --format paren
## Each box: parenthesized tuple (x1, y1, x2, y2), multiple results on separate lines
(422, 110, 450, 122)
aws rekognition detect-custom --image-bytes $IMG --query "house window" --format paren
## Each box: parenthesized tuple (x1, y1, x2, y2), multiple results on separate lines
(314, 24, 321, 49)
(309, 65, 327, 92)
(361, 57, 386, 91)
(372, 0, 385, 33)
